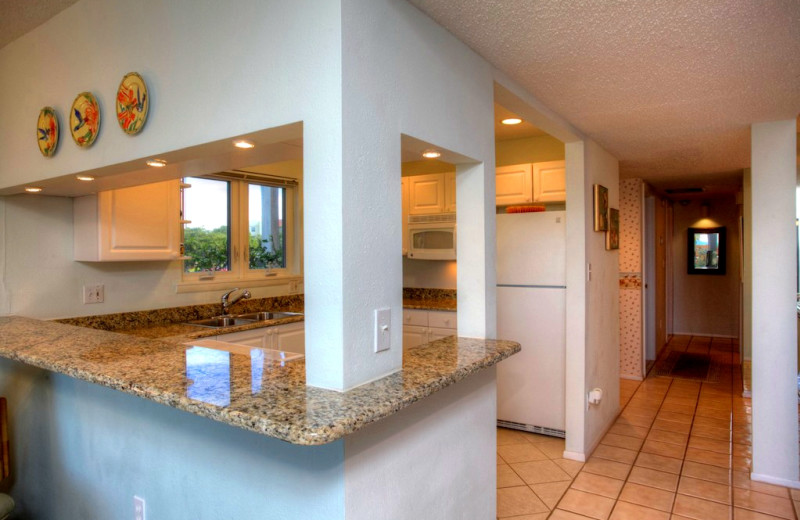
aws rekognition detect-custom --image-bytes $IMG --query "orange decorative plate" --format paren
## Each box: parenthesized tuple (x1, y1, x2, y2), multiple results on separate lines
(116, 72, 148, 134)
(36, 106, 59, 157)
(70, 92, 101, 147)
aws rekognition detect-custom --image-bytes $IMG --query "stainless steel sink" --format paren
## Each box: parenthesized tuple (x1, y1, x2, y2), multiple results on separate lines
(188, 316, 256, 328)
(236, 311, 303, 321)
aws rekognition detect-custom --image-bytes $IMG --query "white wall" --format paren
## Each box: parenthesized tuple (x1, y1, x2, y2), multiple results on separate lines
(671, 197, 741, 337)
(0, 357, 345, 520)
(344, 368, 496, 519)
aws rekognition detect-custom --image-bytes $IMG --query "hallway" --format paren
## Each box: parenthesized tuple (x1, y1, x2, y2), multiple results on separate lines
(497, 335, 800, 519)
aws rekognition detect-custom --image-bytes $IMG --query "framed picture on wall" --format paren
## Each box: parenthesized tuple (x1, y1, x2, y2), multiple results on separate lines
(606, 208, 620, 250)
(593, 184, 609, 231)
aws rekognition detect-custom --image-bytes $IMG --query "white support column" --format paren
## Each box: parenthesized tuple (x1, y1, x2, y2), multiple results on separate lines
(750, 119, 799, 487)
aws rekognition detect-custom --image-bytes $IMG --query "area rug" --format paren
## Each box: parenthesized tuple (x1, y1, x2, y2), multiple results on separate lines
(654, 352, 720, 383)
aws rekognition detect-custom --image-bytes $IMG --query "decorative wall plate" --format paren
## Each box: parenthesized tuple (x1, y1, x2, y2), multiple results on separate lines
(70, 92, 101, 147)
(36, 106, 59, 157)
(116, 72, 149, 134)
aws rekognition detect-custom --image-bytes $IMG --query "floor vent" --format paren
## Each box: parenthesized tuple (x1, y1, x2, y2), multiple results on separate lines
(497, 420, 565, 439)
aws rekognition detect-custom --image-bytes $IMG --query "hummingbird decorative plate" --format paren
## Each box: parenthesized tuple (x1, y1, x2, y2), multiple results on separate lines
(69, 92, 100, 147)
(36, 106, 59, 157)
(116, 72, 148, 135)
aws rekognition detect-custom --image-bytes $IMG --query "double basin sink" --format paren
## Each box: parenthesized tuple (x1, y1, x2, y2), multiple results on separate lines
(188, 311, 303, 329)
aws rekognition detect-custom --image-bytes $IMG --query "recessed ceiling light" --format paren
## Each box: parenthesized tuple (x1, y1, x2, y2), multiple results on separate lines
(233, 139, 255, 149)
(146, 159, 167, 168)
(501, 118, 523, 125)
(422, 149, 441, 159)
(76, 175, 95, 182)
(24, 186, 43, 193)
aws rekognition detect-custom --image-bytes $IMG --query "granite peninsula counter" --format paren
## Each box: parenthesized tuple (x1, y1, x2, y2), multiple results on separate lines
(0, 316, 518, 445)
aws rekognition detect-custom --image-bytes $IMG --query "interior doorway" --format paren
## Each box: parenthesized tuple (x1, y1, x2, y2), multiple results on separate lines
(644, 195, 657, 372)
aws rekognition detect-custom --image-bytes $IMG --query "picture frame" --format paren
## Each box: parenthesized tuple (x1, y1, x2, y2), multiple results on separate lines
(606, 208, 619, 250)
(593, 184, 609, 231)
(687, 226, 726, 275)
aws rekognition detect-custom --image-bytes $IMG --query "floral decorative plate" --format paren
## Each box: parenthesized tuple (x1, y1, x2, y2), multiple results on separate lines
(70, 92, 101, 147)
(116, 72, 148, 134)
(36, 106, 59, 157)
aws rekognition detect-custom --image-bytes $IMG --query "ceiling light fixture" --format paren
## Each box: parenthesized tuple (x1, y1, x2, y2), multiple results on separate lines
(233, 139, 255, 149)
(24, 186, 43, 193)
(146, 159, 167, 168)
(422, 149, 441, 159)
(76, 175, 95, 182)
(501, 118, 523, 125)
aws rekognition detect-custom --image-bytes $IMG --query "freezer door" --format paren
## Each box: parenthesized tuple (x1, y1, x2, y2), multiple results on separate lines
(497, 286, 566, 431)
(496, 211, 566, 287)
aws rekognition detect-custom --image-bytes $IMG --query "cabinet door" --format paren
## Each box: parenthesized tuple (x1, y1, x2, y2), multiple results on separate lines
(495, 164, 533, 206)
(403, 309, 428, 327)
(99, 180, 181, 260)
(427, 310, 456, 330)
(216, 328, 269, 349)
(428, 327, 454, 342)
(403, 325, 428, 350)
(533, 160, 566, 203)
(273, 322, 305, 354)
(443, 171, 456, 213)
(401, 177, 410, 256)
(408, 173, 445, 215)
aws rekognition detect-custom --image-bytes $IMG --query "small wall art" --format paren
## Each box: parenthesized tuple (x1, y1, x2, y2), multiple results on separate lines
(116, 72, 149, 135)
(70, 92, 101, 147)
(593, 184, 609, 231)
(606, 208, 619, 250)
(36, 106, 59, 157)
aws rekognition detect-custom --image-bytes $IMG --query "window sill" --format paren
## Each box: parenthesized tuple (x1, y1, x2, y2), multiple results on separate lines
(175, 274, 303, 294)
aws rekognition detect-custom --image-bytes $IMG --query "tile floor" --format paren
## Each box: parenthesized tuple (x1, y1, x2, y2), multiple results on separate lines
(497, 335, 800, 520)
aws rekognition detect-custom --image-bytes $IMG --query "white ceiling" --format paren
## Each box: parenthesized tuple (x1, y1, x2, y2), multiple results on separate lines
(0, 0, 78, 49)
(408, 0, 800, 190)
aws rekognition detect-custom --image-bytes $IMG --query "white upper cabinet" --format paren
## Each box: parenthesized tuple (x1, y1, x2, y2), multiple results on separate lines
(401, 177, 410, 255)
(74, 179, 181, 261)
(533, 160, 567, 203)
(443, 171, 457, 213)
(495, 164, 533, 205)
(408, 173, 446, 215)
(495, 161, 566, 205)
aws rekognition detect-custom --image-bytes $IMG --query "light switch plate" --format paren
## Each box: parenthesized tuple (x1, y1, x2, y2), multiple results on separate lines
(374, 308, 391, 353)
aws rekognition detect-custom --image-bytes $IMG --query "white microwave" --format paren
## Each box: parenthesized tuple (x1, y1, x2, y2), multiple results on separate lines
(407, 213, 456, 260)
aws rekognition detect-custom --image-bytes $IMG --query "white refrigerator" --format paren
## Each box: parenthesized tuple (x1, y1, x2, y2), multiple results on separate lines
(496, 211, 566, 435)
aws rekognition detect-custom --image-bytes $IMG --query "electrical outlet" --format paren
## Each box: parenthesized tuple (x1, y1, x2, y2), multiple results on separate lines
(289, 280, 299, 293)
(134, 496, 145, 520)
(374, 308, 391, 353)
(82, 284, 104, 304)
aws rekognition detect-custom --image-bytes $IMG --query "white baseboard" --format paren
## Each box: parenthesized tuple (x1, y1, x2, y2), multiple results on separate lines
(672, 331, 737, 339)
(562, 450, 586, 462)
(620, 374, 643, 381)
(750, 472, 800, 489)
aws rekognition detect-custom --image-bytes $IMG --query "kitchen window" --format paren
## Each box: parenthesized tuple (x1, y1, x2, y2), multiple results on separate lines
(181, 171, 299, 287)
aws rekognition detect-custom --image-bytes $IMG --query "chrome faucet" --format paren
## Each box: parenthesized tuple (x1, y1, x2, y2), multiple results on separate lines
(221, 288, 251, 315)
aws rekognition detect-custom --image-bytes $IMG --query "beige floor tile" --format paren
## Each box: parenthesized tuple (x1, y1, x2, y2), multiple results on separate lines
(695, 407, 733, 421)
(694, 416, 732, 430)
(732, 455, 751, 471)
(550, 508, 599, 520)
(647, 429, 689, 446)
(497, 443, 549, 463)
(732, 471, 789, 498)
(523, 432, 561, 444)
(733, 507, 791, 519)
(688, 436, 731, 454)
(690, 424, 731, 441)
(628, 466, 680, 492)
(662, 396, 698, 408)
(657, 411, 694, 424)
(537, 438, 567, 459)
(678, 475, 732, 504)
(583, 458, 633, 480)
(619, 481, 676, 512)
(498, 453, 506, 464)
(609, 422, 650, 439)
(593, 444, 638, 465)
(498, 427, 532, 445)
(498, 464, 525, 488)
(571, 471, 625, 499)
(530, 481, 570, 509)
(601, 433, 644, 451)
(641, 439, 687, 459)
(684, 447, 731, 469)
(609, 501, 670, 520)
(673, 494, 732, 520)
(792, 489, 800, 501)
(652, 419, 692, 435)
(733, 489, 795, 519)
(510, 459, 573, 485)
(635, 452, 684, 474)
(552, 458, 585, 477)
(660, 402, 697, 416)
(558, 489, 616, 520)
(623, 406, 659, 419)
(616, 413, 655, 428)
(732, 443, 751, 458)
(497, 486, 550, 517)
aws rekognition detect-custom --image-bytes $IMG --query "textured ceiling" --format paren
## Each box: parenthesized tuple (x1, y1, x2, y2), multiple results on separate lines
(408, 0, 800, 189)
(0, 0, 78, 49)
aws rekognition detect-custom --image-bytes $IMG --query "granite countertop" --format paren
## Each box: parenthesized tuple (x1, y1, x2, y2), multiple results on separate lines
(0, 316, 517, 445)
